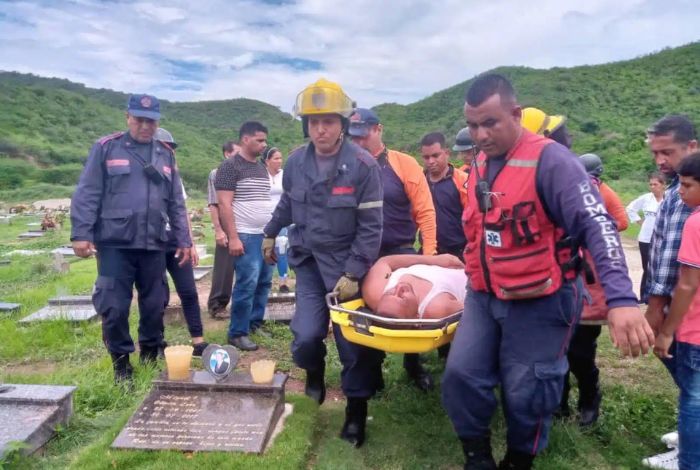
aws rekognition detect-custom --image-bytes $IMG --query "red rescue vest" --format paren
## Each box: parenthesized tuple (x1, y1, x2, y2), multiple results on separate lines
(463, 130, 577, 300)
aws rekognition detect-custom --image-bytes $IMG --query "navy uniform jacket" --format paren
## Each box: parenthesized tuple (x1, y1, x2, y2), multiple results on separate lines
(264, 139, 383, 283)
(70, 132, 191, 251)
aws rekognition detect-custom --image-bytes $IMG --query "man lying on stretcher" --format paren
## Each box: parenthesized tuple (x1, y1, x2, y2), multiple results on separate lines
(362, 254, 467, 319)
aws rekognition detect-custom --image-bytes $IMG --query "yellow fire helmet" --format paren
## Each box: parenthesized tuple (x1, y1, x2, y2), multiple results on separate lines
(521, 107, 566, 136)
(293, 78, 355, 118)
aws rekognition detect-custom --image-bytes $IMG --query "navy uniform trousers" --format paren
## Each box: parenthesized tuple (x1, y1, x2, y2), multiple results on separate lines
(93, 246, 167, 355)
(442, 278, 583, 454)
(291, 256, 385, 399)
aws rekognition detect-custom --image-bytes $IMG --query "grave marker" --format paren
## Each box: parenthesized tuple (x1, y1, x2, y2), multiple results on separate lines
(0, 384, 76, 457)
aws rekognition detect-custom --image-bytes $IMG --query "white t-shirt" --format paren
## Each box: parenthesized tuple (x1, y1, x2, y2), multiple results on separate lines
(384, 265, 467, 317)
(626, 192, 661, 243)
(269, 169, 284, 211)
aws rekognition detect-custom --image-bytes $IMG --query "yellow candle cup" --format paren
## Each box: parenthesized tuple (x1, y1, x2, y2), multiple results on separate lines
(164, 345, 193, 380)
(250, 360, 276, 383)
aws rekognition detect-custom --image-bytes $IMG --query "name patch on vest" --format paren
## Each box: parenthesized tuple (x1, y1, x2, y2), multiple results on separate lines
(485, 230, 502, 247)
(106, 159, 129, 167)
(332, 186, 354, 195)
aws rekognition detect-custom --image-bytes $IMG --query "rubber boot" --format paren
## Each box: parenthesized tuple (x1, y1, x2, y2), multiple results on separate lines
(111, 353, 133, 385)
(305, 363, 326, 405)
(340, 397, 367, 448)
(403, 353, 434, 392)
(139, 345, 159, 365)
(461, 436, 497, 470)
(498, 449, 535, 470)
(578, 387, 602, 427)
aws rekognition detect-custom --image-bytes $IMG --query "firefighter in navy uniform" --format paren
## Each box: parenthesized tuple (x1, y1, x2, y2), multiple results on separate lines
(262, 79, 385, 448)
(71, 94, 191, 385)
(441, 75, 653, 470)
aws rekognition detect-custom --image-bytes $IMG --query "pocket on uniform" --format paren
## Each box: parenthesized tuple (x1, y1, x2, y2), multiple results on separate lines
(97, 209, 136, 243)
(106, 164, 131, 193)
(531, 356, 569, 416)
(327, 196, 358, 235)
(289, 188, 307, 226)
(92, 275, 115, 314)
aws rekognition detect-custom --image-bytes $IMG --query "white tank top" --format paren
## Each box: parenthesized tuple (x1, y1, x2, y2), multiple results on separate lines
(383, 265, 467, 317)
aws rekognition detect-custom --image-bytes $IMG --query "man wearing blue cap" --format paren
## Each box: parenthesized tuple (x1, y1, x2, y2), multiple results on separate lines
(71, 94, 192, 385)
(349, 107, 438, 391)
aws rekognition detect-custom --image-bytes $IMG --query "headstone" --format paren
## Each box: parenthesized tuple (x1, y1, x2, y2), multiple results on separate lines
(17, 232, 45, 239)
(0, 302, 21, 314)
(195, 244, 207, 258)
(112, 371, 288, 454)
(264, 292, 295, 322)
(0, 384, 76, 457)
(192, 266, 212, 281)
(20, 296, 97, 323)
(26, 222, 41, 227)
(52, 253, 69, 274)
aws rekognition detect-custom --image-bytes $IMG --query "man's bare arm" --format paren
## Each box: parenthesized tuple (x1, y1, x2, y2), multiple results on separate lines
(209, 204, 228, 247)
(215, 190, 243, 256)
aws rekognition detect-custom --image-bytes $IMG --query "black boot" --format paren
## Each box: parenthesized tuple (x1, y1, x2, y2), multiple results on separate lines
(461, 436, 497, 470)
(340, 397, 367, 448)
(305, 364, 326, 405)
(139, 345, 159, 365)
(498, 449, 535, 470)
(111, 353, 133, 385)
(404, 353, 434, 392)
(578, 388, 602, 427)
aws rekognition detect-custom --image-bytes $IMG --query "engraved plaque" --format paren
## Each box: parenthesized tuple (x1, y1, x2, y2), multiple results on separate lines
(112, 371, 287, 453)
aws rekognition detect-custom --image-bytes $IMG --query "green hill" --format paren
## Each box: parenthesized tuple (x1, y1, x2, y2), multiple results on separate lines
(0, 42, 699, 202)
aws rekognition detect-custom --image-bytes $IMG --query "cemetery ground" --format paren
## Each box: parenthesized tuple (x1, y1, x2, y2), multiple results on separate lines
(0, 211, 679, 469)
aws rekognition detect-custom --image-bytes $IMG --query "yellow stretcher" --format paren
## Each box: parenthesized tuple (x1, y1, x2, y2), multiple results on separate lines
(326, 293, 462, 354)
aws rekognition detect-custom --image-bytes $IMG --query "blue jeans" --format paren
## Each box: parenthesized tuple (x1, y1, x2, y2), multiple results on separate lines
(276, 227, 289, 279)
(676, 341, 700, 470)
(228, 233, 273, 338)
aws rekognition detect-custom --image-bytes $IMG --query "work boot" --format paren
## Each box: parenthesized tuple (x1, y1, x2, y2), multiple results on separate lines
(340, 397, 367, 448)
(228, 335, 258, 351)
(578, 388, 602, 427)
(404, 353, 434, 391)
(192, 341, 209, 357)
(498, 449, 535, 470)
(461, 436, 497, 470)
(111, 353, 133, 385)
(305, 364, 326, 404)
(139, 345, 159, 365)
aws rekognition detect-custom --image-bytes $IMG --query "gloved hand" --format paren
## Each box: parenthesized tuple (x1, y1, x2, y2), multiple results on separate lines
(262, 237, 277, 264)
(333, 274, 359, 301)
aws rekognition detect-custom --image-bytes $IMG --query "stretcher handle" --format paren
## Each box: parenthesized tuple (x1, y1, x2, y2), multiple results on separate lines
(325, 292, 462, 326)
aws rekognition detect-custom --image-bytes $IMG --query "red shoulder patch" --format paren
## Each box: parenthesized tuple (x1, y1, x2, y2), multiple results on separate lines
(97, 131, 124, 146)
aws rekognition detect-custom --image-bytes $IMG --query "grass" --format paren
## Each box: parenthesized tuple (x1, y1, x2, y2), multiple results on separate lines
(0, 201, 681, 469)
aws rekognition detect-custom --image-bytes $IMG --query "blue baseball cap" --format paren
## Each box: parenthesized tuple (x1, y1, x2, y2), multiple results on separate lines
(127, 94, 161, 120)
(348, 108, 380, 137)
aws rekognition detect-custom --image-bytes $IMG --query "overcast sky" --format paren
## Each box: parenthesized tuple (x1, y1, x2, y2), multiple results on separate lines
(1, 0, 698, 112)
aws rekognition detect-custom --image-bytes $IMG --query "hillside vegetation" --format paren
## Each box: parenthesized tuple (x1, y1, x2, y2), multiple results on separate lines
(0, 42, 698, 202)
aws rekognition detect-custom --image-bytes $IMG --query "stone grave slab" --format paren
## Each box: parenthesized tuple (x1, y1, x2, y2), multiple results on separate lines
(264, 292, 295, 322)
(0, 260, 10, 265)
(112, 371, 287, 454)
(17, 232, 45, 239)
(0, 302, 21, 314)
(51, 247, 76, 257)
(0, 384, 76, 457)
(193, 266, 212, 281)
(20, 296, 97, 323)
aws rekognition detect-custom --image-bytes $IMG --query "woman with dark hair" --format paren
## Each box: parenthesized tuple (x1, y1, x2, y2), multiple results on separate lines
(626, 172, 667, 303)
(263, 147, 290, 293)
